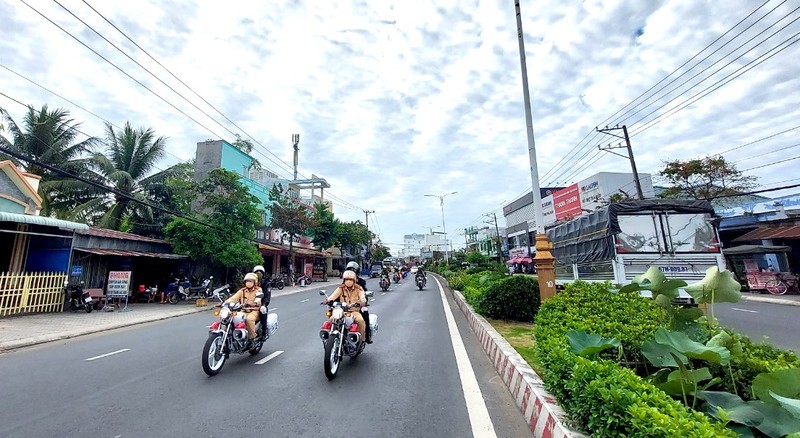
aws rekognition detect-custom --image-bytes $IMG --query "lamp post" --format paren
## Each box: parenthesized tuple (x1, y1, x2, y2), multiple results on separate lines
(424, 192, 457, 264)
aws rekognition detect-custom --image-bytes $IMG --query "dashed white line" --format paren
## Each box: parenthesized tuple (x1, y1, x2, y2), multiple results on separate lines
(381, 292, 386, 296)
(301, 299, 310, 303)
(255, 350, 284, 365)
(432, 276, 496, 437)
(85, 349, 130, 361)
(731, 307, 758, 313)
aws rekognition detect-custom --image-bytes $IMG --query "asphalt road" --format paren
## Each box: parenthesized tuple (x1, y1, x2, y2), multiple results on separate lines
(715, 300, 800, 353)
(0, 275, 532, 438)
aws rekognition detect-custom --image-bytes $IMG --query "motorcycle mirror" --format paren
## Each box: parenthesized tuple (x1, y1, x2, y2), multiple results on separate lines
(209, 276, 213, 280)
(80, 281, 85, 285)
(365, 291, 373, 298)
(319, 290, 326, 295)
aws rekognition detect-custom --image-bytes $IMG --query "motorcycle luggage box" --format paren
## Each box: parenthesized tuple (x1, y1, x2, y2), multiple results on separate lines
(266, 313, 279, 335)
(368, 314, 378, 337)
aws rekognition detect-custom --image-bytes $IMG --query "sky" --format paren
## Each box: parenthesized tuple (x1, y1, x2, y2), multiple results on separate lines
(1, 0, 799, 255)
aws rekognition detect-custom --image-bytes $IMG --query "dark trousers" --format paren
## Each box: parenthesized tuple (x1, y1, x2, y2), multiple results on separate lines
(361, 308, 371, 341)
(259, 310, 268, 338)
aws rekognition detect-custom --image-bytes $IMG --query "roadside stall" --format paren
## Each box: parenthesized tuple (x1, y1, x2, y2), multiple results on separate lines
(722, 244, 797, 295)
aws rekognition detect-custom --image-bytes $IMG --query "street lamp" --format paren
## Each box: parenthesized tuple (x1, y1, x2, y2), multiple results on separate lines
(424, 192, 457, 263)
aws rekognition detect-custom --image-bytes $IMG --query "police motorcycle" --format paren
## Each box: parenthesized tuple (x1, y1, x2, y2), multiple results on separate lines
(202, 302, 278, 376)
(318, 289, 377, 380)
(379, 274, 390, 291)
(63, 280, 93, 313)
(415, 273, 426, 290)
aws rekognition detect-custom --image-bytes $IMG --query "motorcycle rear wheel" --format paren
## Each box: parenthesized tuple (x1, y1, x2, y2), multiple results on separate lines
(323, 334, 341, 380)
(275, 281, 284, 290)
(85, 303, 93, 313)
(202, 333, 227, 376)
(168, 293, 178, 304)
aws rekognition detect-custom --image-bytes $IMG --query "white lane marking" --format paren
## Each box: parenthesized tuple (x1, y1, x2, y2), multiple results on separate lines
(731, 307, 758, 313)
(255, 350, 284, 365)
(301, 299, 310, 303)
(85, 349, 130, 361)
(381, 292, 386, 296)
(432, 276, 497, 437)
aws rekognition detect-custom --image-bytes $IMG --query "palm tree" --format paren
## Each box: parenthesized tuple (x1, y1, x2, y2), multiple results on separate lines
(81, 122, 168, 230)
(0, 105, 97, 215)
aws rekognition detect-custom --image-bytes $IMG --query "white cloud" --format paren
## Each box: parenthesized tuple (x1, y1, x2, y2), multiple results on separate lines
(1, 0, 799, 254)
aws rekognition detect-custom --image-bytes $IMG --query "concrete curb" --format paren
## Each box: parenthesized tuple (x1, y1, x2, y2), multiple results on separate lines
(447, 285, 586, 438)
(0, 305, 214, 353)
(742, 294, 800, 307)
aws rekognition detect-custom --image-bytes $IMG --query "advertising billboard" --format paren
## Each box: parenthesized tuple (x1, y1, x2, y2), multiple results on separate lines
(541, 194, 556, 226)
(553, 184, 582, 220)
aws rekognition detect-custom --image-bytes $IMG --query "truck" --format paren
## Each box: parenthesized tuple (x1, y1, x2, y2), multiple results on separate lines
(546, 200, 725, 287)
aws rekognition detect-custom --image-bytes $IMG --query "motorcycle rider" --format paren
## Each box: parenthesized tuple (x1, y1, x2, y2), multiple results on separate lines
(253, 265, 272, 341)
(225, 272, 264, 347)
(345, 261, 372, 343)
(323, 270, 367, 343)
(415, 265, 426, 285)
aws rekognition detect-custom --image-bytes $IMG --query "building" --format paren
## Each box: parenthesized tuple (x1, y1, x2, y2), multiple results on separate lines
(400, 233, 425, 259)
(194, 140, 331, 280)
(465, 226, 506, 259)
(502, 173, 655, 254)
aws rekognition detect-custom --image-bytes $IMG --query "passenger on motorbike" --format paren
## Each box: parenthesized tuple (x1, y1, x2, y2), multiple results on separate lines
(224, 273, 264, 347)
(253, 265, 272, 341)
(324, 269, 367, 343)
(345, 261, 371, 343)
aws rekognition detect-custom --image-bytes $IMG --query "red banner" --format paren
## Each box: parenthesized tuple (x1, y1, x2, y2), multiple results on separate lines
(553, 184, 582, 220)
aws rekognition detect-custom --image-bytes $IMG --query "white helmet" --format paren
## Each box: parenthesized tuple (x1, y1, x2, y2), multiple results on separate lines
(253, 265, 265, 274)
(346, 261, 359, 271)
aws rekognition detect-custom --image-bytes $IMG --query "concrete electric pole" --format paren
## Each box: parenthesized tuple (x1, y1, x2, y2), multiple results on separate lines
(514, 0, 556, 300)
(596, 125, 645, 200)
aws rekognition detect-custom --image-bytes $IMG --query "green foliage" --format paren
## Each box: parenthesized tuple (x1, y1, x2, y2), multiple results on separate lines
(335, 221, 370, 259)
(267, 183, 314, 245)
(466, 251, 489, 265)
(165, 168, 263, 274)
(698, 385, 800, 438)
(307, 202, 338, 250)
(479, 275, 540, 322)
(567, 330, 620, 357)
(642, 328, 730, 368)
(658, 156, 757, 204)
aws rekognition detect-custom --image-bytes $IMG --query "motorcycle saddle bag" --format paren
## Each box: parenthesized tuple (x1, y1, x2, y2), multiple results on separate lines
(368, 314, 378, 337)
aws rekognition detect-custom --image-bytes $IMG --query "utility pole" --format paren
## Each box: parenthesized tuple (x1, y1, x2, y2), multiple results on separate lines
(363, 209, 375, 266)
(596, 125, 644, 200)
(484, 212, 504, 261)
(514, 0, 556, 300)
(463, 228, 469, 248)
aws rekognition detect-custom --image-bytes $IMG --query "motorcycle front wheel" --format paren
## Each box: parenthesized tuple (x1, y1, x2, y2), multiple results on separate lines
(202, 333, 227, 376)
(168, 293, 178, 304)
(323, 334, 341, 380)
(275, 281, 284, 290)
(85, 303, 93, 313)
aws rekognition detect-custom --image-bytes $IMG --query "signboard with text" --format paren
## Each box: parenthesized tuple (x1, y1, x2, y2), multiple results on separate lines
(553, 184, 582, 220)
(541, 194, 556, 226)
(107, 271, 132, 297)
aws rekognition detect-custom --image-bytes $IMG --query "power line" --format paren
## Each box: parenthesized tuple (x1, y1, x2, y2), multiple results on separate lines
(732, 142, 800, 163)
(741, 154, 800, 172)
(714, 125, 800, 156)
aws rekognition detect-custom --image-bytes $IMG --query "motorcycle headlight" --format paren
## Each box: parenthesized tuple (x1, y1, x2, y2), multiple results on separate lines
(332, 307, 344, 319)
(219, 307, 231, 320)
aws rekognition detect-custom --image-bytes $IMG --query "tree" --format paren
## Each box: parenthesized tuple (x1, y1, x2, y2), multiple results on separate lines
(0, 105, 98, 216)
(267, 183, 314, 273)
(335, 221, 370, 261)
(78, 122, 168, 230)
(165, 168, 263, 277)
(128, 161, 195, 238)
(370, 241, 391, 261)
(658, 156, 757, 203)
(232, 134, 261, 170)
(307, 202, 339, 250)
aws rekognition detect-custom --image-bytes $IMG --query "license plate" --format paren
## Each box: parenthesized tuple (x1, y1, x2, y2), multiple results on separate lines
(84, 297, 93, 303)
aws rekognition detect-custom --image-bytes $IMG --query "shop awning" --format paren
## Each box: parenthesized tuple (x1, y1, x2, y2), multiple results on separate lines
(0, 211, 88, 231)
(722, 244, 792, 255)
(258, 243, 283, 251)
(508, 256, 533, 264)
(294, 247, 324, 257)
(74, 247, 188, 259)
(733, 224, 800, 242)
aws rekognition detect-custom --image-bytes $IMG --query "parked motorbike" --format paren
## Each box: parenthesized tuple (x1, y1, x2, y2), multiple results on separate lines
(210, 284, 230, 303)
(318, 289, 377, 380)
(269, 275, 285, 290)
(202, 302, 279, 376)
(379, 275, 390, 291)
(167, 278, 188, 304)
(416, 274, 426, 290)
(185, 277, 213, 300)
(63, 280, 93, 313)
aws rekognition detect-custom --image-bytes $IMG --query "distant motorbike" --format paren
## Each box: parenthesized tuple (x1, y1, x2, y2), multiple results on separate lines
(202, 302, 279, 376)
(210, 284, 230, 303)
(393, 272, 400, 284)
(318, 289, 377, 380)
(415, 274, 426, 290)
(63, 280, 93, 313)
(269, 275, 285, 290)
(379, 275, 390, 291)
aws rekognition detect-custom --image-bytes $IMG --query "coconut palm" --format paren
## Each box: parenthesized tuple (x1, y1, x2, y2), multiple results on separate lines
(80, 122, 168, 230)
(0, 105, 97, 215)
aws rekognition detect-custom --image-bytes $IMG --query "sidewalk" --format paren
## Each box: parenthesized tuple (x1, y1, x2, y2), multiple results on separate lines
(0, 279, 342, 353)
(741, 291, 800, 307)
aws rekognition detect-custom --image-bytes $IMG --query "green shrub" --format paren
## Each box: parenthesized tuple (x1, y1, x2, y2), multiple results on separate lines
(479, 275, 540, 322)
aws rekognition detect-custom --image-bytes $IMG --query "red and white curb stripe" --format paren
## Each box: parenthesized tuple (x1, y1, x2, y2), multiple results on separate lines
(451, 289, 586, 438)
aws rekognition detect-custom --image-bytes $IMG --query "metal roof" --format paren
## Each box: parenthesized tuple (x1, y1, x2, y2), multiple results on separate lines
(76, 227, 165, 243)
(0, 211, 88, 230)
(733, 224, 800, 242)
(74, 247, 188, 259)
